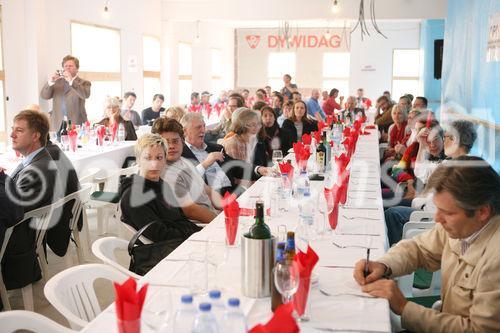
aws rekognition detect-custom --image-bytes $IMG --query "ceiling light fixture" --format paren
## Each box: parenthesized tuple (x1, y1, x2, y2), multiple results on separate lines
(331, 0, 340, 14)
(194, 21, 201, 44)
(102, 1, 110, 19)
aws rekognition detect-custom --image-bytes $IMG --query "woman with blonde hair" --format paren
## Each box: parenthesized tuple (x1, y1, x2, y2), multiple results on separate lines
(223, 108, 269, 166)
(165, 106, 186, 122)
(96, 96, 137, 140)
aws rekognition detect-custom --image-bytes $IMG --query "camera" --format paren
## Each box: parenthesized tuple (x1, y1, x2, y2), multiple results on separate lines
(56, 70, 64, 77)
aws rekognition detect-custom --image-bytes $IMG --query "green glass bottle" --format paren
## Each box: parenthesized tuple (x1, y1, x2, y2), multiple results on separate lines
(246, 200, 271, 239)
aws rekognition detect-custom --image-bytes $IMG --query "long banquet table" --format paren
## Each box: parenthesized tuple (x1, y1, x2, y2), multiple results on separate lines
(81, 126, 391, 333)
(0, 141, 136, 178)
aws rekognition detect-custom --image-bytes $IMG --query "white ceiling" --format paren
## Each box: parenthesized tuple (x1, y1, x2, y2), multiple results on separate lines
(161, 0, 448, 27)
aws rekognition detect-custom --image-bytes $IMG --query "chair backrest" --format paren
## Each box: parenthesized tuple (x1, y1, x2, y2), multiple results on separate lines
(0, 310, 77, 333)
(399, 221, 441, 297)
(120, 222, 153, 244)
(57, 183, 93, 232)
(44, 263, 129, 330)
(97, 164, 138, 192)
(78, 167, 101, 185)
(92, 237, 141, 279)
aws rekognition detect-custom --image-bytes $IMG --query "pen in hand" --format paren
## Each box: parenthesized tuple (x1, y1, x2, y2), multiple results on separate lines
(363, 248, 371, 278)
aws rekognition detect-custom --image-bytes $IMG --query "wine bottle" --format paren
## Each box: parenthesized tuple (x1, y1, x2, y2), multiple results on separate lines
(245, 200, 271, 239)
(284, 231, 296, 262)
(316, 137, 326, 173)
(271, 242, 286, 312)
(323, 129, 331, 169)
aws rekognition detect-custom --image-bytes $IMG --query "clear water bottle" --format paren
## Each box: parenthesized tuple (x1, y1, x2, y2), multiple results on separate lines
(295, 171, 310, 199)
(220, 298, 247, 333)
(298, 192, 316, 243)
(208, 290, 225, 324)
(192, 303, 219, 333)
(118, 123, 125, 142)
(174, 295, 197, 333)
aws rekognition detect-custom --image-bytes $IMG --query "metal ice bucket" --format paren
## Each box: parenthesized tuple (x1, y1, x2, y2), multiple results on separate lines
(241, 235, 276, 298)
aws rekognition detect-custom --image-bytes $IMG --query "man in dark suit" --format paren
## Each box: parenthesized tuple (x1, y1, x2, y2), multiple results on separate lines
(40, 55, 91, 130)
(179, 112, 275, 195)
(3, 110, 64, 290)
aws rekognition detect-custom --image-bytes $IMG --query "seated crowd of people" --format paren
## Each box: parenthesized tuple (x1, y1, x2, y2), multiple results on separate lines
(2, 72, 500, 332)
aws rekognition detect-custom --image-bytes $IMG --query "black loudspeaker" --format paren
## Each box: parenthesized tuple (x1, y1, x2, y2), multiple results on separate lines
(434, 39, 444, 80)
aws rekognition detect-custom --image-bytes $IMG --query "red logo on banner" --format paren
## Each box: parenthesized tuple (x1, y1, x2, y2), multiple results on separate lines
(246, 35, 261, 49)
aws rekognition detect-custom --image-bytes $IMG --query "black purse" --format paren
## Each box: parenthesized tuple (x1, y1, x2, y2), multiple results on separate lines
(127, 221, 184, 276)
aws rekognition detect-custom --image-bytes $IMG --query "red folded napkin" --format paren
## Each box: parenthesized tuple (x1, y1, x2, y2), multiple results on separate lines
(365, 124, 376, 129)
(293, 245, 319, 316)
(239, 207, 271, 216)
(278, 162, 294, 176)
(96, 125, 106, 146)
(324, 186, 340, 229)
(301, 133, 312, 145)
(85, 120, 91, 131)
(426, 111, 433, 128)
(248, 303, 299, 333)
(326, 115, 335, 126)
(68, 130, 78, 152)
(312, 131, 321, 144)
(353, 119, 362, 131)
(110, 122, 118, 142)
(222, 192, 240, 217)
(317, 121, 327, 133)
(293, 142, 310, 171)
(114, 278, 148, 333)
(343, 127, 351, 137)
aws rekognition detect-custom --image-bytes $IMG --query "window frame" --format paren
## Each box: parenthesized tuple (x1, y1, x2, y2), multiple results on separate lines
(322, 52, 350, 98)
(267, 52, 296, 91)
(142, 34, 161, 104)
(391, 48, 420, 98)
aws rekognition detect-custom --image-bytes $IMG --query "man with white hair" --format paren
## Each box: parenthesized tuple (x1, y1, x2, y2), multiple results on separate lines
(180, 112, 275, 194)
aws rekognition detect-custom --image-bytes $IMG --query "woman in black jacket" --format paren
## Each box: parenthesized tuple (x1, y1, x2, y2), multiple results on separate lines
(96, 96, 137, 141)
(282, 100, 318, 143)
(261, 106, 293, 156)
(119, 133, 201, 242)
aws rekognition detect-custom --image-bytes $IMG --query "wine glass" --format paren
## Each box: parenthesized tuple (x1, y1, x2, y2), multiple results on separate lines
(272, 150, 284, 167)
(274, 261, 300, 304)
(142, 289, 172, 332)
(207, 238, 228, 290)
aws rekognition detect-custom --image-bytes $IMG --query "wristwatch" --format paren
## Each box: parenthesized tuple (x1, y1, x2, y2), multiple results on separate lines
(381, 263, 392, 278)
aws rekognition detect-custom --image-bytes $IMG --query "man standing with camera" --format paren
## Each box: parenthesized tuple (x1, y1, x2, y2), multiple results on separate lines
(40, 55, 91, 129)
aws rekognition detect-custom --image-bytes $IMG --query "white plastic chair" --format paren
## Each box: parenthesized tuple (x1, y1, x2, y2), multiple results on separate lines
(0, 310, 77, 333)
(119, 222, 153, 244)
(398, 221, 441, 297)
(0, 203, 53, 311)
(409, 210, 434, 222)
(62, 183, 93, 265)
(92, 237, 141, 279)
(87, 165, 138, 235)
(78, 167, 101, 185)
(44, 263, 129, 330)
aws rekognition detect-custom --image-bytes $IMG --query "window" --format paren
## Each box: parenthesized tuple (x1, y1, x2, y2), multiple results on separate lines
(211, 48, 222, 97)
(322, 52, 350, 98)
(267, 52, 296, 91)
(392, 49, 420, 100)
(178, 42, 192, 105)
(143, 35, 161, 104)
(71, 22, 121, 122)
(0, 10, 6, 152)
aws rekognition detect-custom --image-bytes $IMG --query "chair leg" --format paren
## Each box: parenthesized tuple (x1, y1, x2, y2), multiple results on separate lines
(73, 230, 85, 264)
(0, 280, 11, 311)
(21, 284, 34, 311)
(97, 207, 105, 235)
(37, 245, 50, 281)
(81, 210, 92, 259)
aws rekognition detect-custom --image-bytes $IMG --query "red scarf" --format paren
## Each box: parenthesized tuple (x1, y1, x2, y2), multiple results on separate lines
(389, 121, 409, 148)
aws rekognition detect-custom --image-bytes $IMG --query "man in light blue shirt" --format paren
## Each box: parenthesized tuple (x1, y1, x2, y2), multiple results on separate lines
(305, 89, 325, 122)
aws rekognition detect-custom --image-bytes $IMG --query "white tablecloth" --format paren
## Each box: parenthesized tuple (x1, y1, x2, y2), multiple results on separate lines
(0, 141, 136, 178)
(81, 127, 392, 333)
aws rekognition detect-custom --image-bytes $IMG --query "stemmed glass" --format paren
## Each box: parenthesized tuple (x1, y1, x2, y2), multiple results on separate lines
(142, 289, 172, 332)
(272, 150, 284, 166)
(207, 238, 228, 290)
(274, 261, 300, 304)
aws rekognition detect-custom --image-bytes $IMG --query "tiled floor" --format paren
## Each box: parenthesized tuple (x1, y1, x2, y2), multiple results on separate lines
(5, 210, 130, 329)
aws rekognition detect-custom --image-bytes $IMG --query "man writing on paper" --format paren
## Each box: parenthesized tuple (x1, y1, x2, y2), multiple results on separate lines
(353, 156, 500, 332)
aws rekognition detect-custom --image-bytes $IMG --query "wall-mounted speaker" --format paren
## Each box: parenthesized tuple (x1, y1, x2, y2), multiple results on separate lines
(434, 39, 444, 80)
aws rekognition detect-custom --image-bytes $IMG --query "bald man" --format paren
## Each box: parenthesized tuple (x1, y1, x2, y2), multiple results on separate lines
(305, 89, 325, 122)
